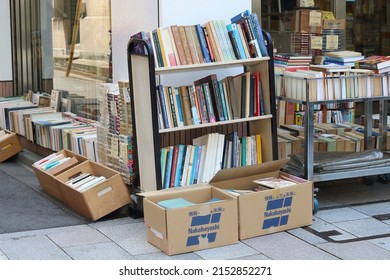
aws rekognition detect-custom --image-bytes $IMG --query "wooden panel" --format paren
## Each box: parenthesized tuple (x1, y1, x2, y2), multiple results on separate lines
(0, 81, 14, 97)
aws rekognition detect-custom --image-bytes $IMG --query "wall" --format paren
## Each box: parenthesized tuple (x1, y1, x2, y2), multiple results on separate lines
(0, 1, 12, 81)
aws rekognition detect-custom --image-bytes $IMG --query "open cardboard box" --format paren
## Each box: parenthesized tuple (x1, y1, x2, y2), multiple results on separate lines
(32, 149, 88, 200)
(55, 160, 130, 221)
(0, 129, 22, 162)
(142, 186, 238, 255)
(209, 159, 313, 240)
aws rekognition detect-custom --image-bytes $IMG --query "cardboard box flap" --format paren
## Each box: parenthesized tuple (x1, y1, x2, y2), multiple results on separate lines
(210, 159, 289, 184)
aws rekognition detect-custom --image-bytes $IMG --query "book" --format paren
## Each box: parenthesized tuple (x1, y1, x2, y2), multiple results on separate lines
(178, 86, 194, 126)
(253, 176, 297, 188)
(249, 12, 269, 57)
(184, 25, 200, 64)
(195, 24, 211, 63)
(170, 25, 187, 65)
(157, 198, 194, 209)
(355, 55, 390, 70)
(178, 25, 193, 64)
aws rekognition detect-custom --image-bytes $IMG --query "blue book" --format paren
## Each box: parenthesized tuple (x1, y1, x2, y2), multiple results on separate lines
(226, 23, 246, 59)
(175, 89, 185, 127)
(240, 137, 247, 167)
(156, 85, 170, 129)
(217, 80, 229, 121)
(164, 147, 174, 189)
(174, 144, 186, 187)
(250, 12, 269, 57)
(195, 24, 211, 63)
(157, 198, 195, 209)
(191, 145, 203, 184)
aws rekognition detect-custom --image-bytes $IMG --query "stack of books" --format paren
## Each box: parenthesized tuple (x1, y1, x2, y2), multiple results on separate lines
(131, 10, 268, 68)
(65, 172, 106, 192)
(274, 53, 313, 71)
(323, 50, 365, 67)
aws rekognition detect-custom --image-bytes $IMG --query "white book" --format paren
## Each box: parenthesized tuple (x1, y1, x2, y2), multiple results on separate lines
(180, 145, 192, 186)
(213, 133, 225, 177)
(77, 176, 106, 192)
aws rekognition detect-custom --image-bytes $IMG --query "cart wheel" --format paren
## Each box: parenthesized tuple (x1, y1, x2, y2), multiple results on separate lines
(313, 198, 319, 215)
(379, 174, 390, 184)
(364, 176, 376, 186)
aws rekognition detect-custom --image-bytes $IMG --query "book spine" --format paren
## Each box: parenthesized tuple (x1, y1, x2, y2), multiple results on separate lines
(184, 25, 200, 64)
(205, 22, 221, 62)
(179, 86, 194, 126)
(179, 25, 193, 64)
(202, 26, 216, 62)
(190, 25, 205, 64)
(173, 88, 184, 127)
(201, 83, 216, 123)
(195, 24, 212, 63)
(192, 145, 202, 184)
(152, 30, 164, 67)
(218, 19, 236, 61)
(156, 28, 169, 67)
(187, 85, 200, 125)
(169, 146, 179, 188)
(226, 23, 242, 59)
(217, 80, 229, 121)
(167, 86, 178, 127)
(250, 12, 269, 57)
(195, 84, 209, 123)
(164, 147, 173, 188)
(156, 85, 169, 128)
(170, 25, 187, 65)
(173, 144, 185, 187)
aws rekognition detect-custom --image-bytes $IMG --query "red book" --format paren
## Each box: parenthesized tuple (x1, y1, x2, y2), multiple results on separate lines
(169, 146, 179, 188)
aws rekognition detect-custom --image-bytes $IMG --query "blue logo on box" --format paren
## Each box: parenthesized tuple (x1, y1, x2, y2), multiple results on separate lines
(186, 213, 221, 247)
(262, 196, 293, 229)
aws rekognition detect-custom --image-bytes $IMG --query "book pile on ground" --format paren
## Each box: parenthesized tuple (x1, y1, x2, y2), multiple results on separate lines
(130, 10, 268, 68)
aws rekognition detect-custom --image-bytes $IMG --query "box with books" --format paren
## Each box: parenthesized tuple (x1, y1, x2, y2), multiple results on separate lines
(55, 160, 130, 221)
(142, 185, 238, 255)
(0, 129, 23, 162)
(32, 149, 88, 200)
(208, 159, 313, 240)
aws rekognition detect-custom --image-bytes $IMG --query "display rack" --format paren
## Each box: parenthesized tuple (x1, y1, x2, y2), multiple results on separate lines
(277, 74, 390, 182)
(127, 31, 278, 197)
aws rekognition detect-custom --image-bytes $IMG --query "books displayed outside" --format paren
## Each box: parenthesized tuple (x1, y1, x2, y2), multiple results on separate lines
(160, 131, 263, 188)
(156, 71, 265, 129)
(65, 172, 107, 192)
(131, 10, 268, 68)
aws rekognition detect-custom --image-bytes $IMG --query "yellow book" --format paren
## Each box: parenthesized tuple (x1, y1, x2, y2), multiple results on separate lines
(156, 27, 169, 67)
(255, 134, 262, 164)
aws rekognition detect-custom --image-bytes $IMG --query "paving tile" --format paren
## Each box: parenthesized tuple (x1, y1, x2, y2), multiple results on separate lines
(367, 236, 390, 251)
(194, 242, 259, 260)
(48, 225, 110, 247)
(308, 217, 357, 241)
(242, 232, 338, 260)
(63, 242, 136, 260)
(229, 253, 271, 260)
(333, 218, 390, 238)
(317, 241, 390, 260)
(90, 217, 142, 230)
(0, 235, 71, 260)
(352, 202, 390, 216)
(136, 251, 203, 260)
(0, 250, 8, 260)
(314, 207, 369, 223)
(97, 222, 160, 255)
(287, 227, 328, 245)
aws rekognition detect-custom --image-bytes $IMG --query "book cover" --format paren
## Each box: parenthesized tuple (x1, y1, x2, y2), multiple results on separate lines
(253, 176, 297, 188)
(355, 55, 390, 70)
(250, 12, 269, 57)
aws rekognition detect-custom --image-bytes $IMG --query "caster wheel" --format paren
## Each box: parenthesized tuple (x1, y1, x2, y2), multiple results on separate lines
(313, 198, 319, 215)
(379, 174, 390, 184)
(364, 176, 376, 186)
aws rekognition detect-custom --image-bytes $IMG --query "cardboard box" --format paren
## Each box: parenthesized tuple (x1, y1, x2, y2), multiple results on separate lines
(0, 130, 22, 162)
(209, 159, 313, 240)
(143, 186, 238, 255)
(32, 150, 88, 200)
(323, 19, 345, 30)
(55, 160, 130, 221)
(293, 9, 323, 34)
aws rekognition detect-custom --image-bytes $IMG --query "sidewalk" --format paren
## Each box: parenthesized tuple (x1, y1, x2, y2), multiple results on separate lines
(1, 150, 390, 260)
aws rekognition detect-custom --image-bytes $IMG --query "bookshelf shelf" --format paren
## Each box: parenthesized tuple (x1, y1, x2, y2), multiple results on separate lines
(277, 74, 390, 182)
(155, 57, 270, 74)
(159, 115, 273, 134)
(127, 31, 278, 194)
